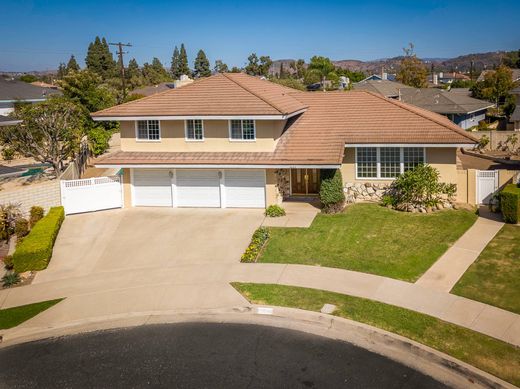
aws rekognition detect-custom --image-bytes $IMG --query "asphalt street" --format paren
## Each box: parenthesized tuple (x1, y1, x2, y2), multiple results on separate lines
(0, 323, 450, 388)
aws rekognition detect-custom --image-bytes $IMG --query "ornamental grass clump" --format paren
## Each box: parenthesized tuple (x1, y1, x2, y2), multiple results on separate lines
(241, 227, 270, 263)
(265, 204, 286, 217)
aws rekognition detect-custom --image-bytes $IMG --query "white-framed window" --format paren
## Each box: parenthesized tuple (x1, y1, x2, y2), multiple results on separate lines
(136, 120, 160, 141)
(229, 119, 256, 141)
(185, 119, 204, 141)
(356, 147, 425, 179)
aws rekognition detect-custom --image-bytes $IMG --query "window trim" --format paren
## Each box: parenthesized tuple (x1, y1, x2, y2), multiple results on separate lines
(228, 119, 256, 142)
(355, 147, 426, 180)
(135, 120, 161, 142)
(184, 119, 205, 142)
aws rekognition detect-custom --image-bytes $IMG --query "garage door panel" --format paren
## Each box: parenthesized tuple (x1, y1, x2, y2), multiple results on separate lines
(225, 170, 265, 208)
(133, 169, 172, 207)
(176, 170, 221, 208)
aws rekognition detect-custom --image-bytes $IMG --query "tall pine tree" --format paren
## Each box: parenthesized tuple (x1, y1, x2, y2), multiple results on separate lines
(178, 43, 190, 77)
(57, 63, 67, 79)
(171, 46, 180, 79)
(142, 58, 172, 85)
(85, 36, 116, 80)
(193, 50, 211, 78)
(66, 55, 80, 73)
(214, 60, 229, 73)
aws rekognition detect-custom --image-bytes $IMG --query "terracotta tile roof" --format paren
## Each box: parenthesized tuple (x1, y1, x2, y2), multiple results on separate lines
(92, 73, 307, 117)
(93, 74, 477, 166)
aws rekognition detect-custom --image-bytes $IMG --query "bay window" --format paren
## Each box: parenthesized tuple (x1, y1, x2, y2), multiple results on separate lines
(356, 147, 425, 179)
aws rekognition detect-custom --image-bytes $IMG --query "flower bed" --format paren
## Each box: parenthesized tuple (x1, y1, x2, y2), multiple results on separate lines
(241, 227, 270, 263)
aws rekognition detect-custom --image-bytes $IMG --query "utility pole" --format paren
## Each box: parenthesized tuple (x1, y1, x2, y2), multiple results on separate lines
(109, 42, 132, 100)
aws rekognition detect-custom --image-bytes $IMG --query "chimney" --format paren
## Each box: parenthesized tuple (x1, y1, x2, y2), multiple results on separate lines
(433, 73, 438, 85)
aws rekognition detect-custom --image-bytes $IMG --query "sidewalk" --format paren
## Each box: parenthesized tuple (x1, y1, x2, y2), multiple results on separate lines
(1, 262, 519, 347)
(416, 208, 504, 292)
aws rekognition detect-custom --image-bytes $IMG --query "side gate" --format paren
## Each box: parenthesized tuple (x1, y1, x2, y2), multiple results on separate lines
(60, 176, 123, 215)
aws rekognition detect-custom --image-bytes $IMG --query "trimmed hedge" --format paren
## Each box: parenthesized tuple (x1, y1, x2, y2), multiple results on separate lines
(500, 184, 520, 224)
(13, 207, 65, 272)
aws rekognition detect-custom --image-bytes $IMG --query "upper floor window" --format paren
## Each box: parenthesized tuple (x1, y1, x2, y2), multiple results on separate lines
(356, 147, 424, 179)
(230, 119, 255, 141)
(136, 120, 160, 141)
(185, 119, 204, 141)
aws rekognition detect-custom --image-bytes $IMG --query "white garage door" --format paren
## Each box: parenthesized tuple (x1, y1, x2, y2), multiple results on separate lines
(133, 169, 172, 206)
(225, 170, 265, 208)
(176, 170, 221, 207)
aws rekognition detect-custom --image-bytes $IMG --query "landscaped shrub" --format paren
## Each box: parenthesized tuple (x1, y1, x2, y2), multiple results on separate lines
(12, 206, 65, 273)
(265, 204, 286, 217)
(386, 165, 456, 209)
(241, 227, 270, 263)
(0, 203, 23, 241)
(500, 184, 520, 224)
(29, 206, 45, 227)
(319, 169, 346, 213)
(1, 272, 20, 288)
(3, 255, 13, 270)
(14, 218, 29, 238)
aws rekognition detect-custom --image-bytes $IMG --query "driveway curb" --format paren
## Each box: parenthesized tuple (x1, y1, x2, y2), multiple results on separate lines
(0, 306, 514, 389)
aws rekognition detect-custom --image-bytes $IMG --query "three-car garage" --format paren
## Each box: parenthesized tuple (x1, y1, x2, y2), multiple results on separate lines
(131, 168, 266, 208)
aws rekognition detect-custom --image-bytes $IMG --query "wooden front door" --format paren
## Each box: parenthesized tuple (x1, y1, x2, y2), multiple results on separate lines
(291, 169, 320, 195)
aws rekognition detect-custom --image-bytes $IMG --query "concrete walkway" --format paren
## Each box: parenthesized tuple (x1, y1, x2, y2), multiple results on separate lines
(416, 208, 504, 292)
(262, 200, 320, 228)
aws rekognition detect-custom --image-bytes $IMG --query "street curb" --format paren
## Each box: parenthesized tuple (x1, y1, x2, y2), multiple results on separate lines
(0, 305, 515, 389)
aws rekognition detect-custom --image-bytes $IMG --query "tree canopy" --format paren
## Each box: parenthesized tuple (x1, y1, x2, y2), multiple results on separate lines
(396, 43, 428, 88)
(194, 49, 211, 78)
(66, 55, 80, 73)
(1, 97, 88, 175)
(142, 58, 172, 85)
(214, 60, 229, 73)
(178, 43, 191, 77)
(85, 36, 116, 80)
(245, 53, 272, 77)
(471, 65, 517, 115)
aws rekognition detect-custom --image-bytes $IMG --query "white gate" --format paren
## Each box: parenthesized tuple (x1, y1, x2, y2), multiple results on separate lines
(61, 175, 123, 215)
(476, 170, 498, 205)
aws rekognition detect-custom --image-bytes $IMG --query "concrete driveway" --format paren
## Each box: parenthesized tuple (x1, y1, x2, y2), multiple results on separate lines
(34, 207, 264, 283)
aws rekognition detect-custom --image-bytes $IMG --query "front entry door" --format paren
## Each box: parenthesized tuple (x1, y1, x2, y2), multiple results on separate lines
(291, 169, 320, 195)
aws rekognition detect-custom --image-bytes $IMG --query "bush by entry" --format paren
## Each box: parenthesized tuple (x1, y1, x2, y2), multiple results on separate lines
(232, 283, 520, 387)
(13, 207, 65, 273)
(258, 203, 477, 282)
(500, 184, 520, 224)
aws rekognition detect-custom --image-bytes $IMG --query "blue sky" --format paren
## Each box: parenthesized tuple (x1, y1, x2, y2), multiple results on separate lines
(1, 0, 519, 71)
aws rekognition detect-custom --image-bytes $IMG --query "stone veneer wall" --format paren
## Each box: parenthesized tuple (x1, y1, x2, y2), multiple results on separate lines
(275, 169, 291, 199)
(344, 182, 389, 203)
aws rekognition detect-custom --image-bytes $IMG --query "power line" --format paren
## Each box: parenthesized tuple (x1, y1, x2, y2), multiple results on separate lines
(109, 42, 132, 100)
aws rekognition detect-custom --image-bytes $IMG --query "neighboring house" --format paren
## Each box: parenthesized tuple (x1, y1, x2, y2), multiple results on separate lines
(358, 73, 397, 82)
(477, 68, 520, 83)
(91, 73, 476, 209)
(0, 77, 61, 115)
(130, 76, 194, 97)
(0, 115, 21, 126)
(430, 72, 470, 85)
(399, 88, 494, 130)
(353, 79, 408, 98)
(511, 87, 520, 131)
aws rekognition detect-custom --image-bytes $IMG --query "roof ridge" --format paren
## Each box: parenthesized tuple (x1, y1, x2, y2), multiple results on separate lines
(221, 73, 300, 115)
(91, 76, 211, 116)
(362, 90, 478, 143)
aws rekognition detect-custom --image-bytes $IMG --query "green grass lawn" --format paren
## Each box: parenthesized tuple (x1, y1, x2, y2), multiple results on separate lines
(259, 204, 477, 281)
(233, 283, 520, 386)
(452, 224, 520, 314)
(0, 299, 63, 330)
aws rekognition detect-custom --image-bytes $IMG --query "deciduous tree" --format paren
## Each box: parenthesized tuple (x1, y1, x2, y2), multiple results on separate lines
(396, 43, 428, 88)
(471, 65, 516, 108)
(1, 97, 88, 176)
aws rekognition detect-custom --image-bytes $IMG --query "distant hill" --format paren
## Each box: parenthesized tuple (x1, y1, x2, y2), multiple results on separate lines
(270, 51, 513, 77)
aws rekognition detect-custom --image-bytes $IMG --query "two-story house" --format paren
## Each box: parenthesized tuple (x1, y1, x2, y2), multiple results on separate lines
(92, 73, 476, 209)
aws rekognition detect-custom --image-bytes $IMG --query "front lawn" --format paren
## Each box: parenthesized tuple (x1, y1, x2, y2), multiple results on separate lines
(0, 299, 63, 329)
(233, 283, 520, 386)
(259, 204, 477, 281)
(452, 225, 520, 314)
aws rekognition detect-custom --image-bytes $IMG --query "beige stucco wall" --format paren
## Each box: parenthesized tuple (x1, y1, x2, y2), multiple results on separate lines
(120, 120, 286, 152)
(265, 169, 281, 205)
(341, 147, 458, 184)
(122, 168, 132, 207)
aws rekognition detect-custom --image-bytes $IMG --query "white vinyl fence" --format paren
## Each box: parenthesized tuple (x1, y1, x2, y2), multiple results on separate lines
(60, 175, 123, 215)
(476, 170, 499, 205)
